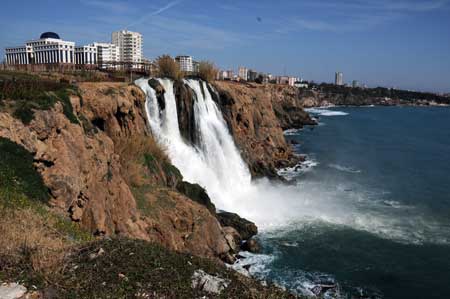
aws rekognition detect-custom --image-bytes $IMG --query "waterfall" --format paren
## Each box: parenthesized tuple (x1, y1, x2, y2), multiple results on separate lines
(135, 78, 252, 213)
(136, 77, 435, 241)
(135, 77, 366, 228)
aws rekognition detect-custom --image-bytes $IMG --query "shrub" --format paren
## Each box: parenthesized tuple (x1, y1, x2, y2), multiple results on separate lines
(197, 61, 218, 82)
(156, 55, 183, 80)
(176, 181, 216, 213)
(115, 135, 168, 187)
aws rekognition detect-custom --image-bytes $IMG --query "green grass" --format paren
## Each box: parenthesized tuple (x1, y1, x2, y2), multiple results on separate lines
(0, 137, 49, 203)
(54, 238, 298, 299)
(0, 137, 92, 243)
(131, 185, 154, 217)
(0, 78, 80, 125)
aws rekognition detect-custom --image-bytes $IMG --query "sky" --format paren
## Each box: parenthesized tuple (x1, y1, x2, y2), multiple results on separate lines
(0, 0, 449, 92)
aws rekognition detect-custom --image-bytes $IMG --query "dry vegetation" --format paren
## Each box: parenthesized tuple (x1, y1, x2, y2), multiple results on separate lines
(155, 55, 184, 80)
(198, 61, 218, 82)
(115, 135, 168, 187)
(0, 207, 72, 279)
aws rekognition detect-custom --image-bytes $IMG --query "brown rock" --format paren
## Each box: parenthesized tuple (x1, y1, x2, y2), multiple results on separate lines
(212, 81, 313, 178)
(0, 82, 233, 261)
(241, 238, 261, 253)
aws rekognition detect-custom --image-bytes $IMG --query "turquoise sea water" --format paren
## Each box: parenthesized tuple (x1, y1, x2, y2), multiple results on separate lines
(258, 107, 450, 299)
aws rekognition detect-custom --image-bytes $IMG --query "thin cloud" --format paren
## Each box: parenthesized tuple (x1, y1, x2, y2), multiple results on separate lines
(80, 0, 132, 13)
(127, 0, 183, 28)
(273, 0, 448, 33)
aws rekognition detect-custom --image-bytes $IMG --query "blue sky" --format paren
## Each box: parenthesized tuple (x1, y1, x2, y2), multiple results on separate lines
(0, 0, 449, 92)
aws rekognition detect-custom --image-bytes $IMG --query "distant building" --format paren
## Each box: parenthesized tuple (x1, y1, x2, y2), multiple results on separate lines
(335, 72, 344, 86)
(276, 76, 290, 85)
(352, 80, 360, 88)
(112, 30, 143, 67)
(175, 55, 193, 72)
(248, 70, 258, 82)
(276, 76, 299, 86)
(75, 45, 97, 65)
(295, 82, 309, 88)
(224, 70, 234, 80)
(91, 42, 120, 69)
(193, 60, 200, 73)
(288, 77, 299, 86)
(238, 67, 248, 81)
(5, 32, 75, 65)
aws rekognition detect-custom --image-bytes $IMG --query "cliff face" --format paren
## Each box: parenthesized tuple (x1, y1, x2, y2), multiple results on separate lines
(211, 81, 315, 177)
(0, 82, 233, 260)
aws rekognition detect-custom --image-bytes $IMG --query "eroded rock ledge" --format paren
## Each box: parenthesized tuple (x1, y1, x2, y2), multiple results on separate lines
(211, 81, 316, 178)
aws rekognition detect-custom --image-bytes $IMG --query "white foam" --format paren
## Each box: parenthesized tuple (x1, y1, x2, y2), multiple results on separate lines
(231, 251, 275, 277)
(305, 108, 349, 116)
(284, 128, 302, 136)
(328, 163, 362, 174)
(277, 159, 318, 181)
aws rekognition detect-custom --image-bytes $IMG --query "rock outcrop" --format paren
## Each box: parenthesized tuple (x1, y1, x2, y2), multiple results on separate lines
(211, 81, 315, 177)
(0, 82, 232, 260)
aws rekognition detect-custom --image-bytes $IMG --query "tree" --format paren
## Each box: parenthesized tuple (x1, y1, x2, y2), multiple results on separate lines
(197, 61, 218, 82)
(155, 55, 182, 80)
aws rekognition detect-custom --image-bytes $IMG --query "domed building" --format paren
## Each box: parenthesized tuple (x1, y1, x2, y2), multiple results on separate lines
(40, 32, 61, 40)
(4, 32, 96, 66)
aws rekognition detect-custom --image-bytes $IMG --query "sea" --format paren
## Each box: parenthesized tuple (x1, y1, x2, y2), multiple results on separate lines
(240, 106, 450, 299)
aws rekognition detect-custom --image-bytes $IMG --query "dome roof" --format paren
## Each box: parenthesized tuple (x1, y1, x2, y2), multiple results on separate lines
(40, 32, 60, 39)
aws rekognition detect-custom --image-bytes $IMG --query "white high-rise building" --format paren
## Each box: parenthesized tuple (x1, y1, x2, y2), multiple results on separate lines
(91, 42, 120, 69)
(238, 67, 248, 81)
(5, 32, 75, 65)
(175, 55, 193, 72)
(335, 72, 344, 86)
(112, 30, 143, 67)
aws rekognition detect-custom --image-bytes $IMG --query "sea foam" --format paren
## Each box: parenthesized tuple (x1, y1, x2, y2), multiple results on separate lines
(305, 108, 349, 116)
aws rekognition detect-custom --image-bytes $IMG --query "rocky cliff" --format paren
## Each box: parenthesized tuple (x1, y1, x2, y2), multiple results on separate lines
(0, 81, 239, 261)
(211, 81, 315, 177)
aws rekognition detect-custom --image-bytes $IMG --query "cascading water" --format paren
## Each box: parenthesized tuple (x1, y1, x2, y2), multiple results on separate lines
(136, 78, 252, 213)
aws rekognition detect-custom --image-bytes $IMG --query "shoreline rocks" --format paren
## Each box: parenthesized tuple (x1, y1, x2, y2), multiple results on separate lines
(217, 211, 258, 241)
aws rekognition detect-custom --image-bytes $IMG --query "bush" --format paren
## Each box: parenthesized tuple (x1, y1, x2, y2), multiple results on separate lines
(197, 61, 218, 82)
(176, 181, 216, 213)
(156, 55, 183, 80)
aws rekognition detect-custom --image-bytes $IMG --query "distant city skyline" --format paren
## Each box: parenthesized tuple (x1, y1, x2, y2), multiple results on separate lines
(0, 0, 449, 92)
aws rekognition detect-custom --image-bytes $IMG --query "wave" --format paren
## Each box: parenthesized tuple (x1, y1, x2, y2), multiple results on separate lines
(234, 246, 341, 298)
(305, 108, 349, 116)
(230, 251, 274, 278)
(277, 159, 318, 181)
(328, 163, 362, 174)
(283, 128, 302, 136)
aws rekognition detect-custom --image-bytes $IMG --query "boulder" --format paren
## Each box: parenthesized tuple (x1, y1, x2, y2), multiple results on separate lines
(191, 270, 230, 294)
(176, 181, 216, 214)
(241, 238, 261, 253)
(222, 226, 242, 253)
(0, 283, 27, 299)
(217, 211, 257, 240)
